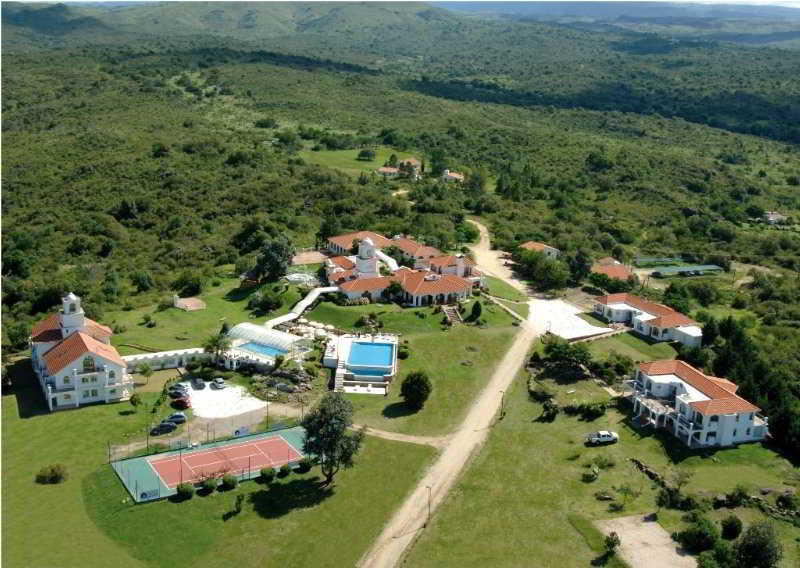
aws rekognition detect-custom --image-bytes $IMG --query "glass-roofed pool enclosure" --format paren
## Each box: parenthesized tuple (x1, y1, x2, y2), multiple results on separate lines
(222, 323, 312, 370)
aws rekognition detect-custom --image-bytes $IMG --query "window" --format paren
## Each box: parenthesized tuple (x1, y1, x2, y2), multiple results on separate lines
(90, 389, 98, 397)
(710, 415, 719, 423)
(109, 389, 116, 395)
(746, 428, 751, 436)
(69, 303, 76, 313)
(81, 377, 89, 384)
(83, 391, 90, 398)
(749, 413, 754, 421)
(82, 357, 95, 372)
(91, 376, 97, 383)
(736, 414, 740, 422)
(108, 370, 115, 380)
(63, 377, 71, 384)
(63, 394, 71, 401)
(733, 429, 737, 436)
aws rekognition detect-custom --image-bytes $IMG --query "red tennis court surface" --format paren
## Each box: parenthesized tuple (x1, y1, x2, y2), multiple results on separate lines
(149, 435, 303, 488)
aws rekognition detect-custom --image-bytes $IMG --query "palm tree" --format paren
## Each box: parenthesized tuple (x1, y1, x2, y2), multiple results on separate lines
(203, 333, 232, 365)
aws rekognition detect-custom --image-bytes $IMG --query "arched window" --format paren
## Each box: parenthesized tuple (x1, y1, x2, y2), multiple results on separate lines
(69, 303, 76, 313)
(82, 357, 95, 372)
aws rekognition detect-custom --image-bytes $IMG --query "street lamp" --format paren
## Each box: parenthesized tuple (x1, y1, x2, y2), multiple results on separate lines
(425, 485, 432, 528)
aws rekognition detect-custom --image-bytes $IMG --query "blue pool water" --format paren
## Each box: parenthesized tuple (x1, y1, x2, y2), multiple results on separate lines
(238, 342, 288, 358)
(347, 342, 394, 367)
(350, 368, 388, 377)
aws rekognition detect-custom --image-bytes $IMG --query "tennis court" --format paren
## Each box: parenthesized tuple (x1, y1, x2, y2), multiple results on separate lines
(112, 426, 306, 502)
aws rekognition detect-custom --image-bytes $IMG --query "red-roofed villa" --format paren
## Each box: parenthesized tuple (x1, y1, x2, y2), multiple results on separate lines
(30, 293, 133, 411)
(630, 360, 768, 447)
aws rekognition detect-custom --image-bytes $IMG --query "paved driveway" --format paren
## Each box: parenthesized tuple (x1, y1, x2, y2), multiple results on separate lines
(529, 299, 609, 340)
(595, 515, 696, 568)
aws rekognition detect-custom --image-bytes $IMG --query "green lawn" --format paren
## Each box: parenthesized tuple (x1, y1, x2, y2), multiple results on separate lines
(483, 275, 529, 302)
(578, 312, 611, 328)
(306, 300, 518, 435)
(106, 279, 303, 355)
(587, 332, 678, 363)
(493, 297, 530, 319)
(2, 368, 435, 568)
(405, 371, 799, 567)
(297, 145, 419, 178)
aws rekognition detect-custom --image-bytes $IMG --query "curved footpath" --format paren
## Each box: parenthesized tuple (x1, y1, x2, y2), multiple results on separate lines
(358, 221, 542, 568)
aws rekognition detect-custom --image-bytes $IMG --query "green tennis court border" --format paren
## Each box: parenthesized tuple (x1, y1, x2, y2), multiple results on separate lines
(111, 425, 306, 503)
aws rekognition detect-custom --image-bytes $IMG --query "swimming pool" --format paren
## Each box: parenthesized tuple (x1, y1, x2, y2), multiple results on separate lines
(349, 368, 388, 377)
(238, 342, 288, 358)
(347, 342, 394, 368)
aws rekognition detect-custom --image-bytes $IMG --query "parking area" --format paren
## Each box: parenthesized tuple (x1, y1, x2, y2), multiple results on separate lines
(530, 299, 610, 340)
(595, 514, 696, 568)
(177, 380, 267, 419)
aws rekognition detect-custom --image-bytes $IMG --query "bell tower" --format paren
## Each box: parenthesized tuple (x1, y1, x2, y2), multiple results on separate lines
(60, 292, 85, 337)
(356, 238, 379, 277)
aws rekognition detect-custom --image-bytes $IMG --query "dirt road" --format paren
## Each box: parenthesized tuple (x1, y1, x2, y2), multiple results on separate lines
(467, 219, 529, 294)
(358, 225, 541, 567)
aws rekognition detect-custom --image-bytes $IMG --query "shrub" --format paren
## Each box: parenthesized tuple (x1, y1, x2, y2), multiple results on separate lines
(221, 474, 238, 490)
(727, 484, 749, 507)
(260, 467, 275, 483)
(295, 458, 312, 473)
(721, 514, 743, 540)
(734, 521, 783, 568)
(278, 464, 292, 478)
(398, 345, 410, 360)
(582, 466, 599, 483)
(776, 492, 798, 511)
(35, 464, 67, 484)
(175, 482, 194, 500)
(592, 455, 616, 470)
(202, 478, 218, 492)
(677, 515, 720, 553)
(604, 531, 620, 555)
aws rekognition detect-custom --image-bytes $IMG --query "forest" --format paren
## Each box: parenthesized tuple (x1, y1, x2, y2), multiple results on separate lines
(2, 2, 799, 454)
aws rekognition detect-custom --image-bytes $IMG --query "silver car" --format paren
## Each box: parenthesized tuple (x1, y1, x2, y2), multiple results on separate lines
(211, 377, 226, 389)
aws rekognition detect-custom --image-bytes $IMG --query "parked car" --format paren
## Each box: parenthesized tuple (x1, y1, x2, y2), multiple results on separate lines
(150, 421, 177, 436)
(172, 397, 191, 409)
(586, 431, 619, 446)
(211, 377, 226, 389)
(168, 388, 189, 399)
(191, 377, 206, 390)
(168, 383, 189, 393)
(166, 412, 187, 424)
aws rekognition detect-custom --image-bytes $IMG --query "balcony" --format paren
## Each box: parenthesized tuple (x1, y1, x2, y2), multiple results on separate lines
(46, 382, 76, 393)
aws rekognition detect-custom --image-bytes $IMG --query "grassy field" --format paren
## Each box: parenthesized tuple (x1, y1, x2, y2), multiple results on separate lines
(578, 312, 611, 328)
(405, 370, 799, 567)
(1, 367, 435, 568)
(492, 297, 530, 319)
(586, 332, 678, 363)
(106, 279, 303, 355)
(297, 145, 419, 178)
(483, 275, 529, 302)
(306, 299, 518, 435)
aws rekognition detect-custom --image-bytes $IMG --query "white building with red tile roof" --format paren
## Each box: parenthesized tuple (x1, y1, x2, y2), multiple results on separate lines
(30, 293, 132, 411)
(593, 293, 702, 347)
(518, 241, 560, 259)
(338, 268, 472, 306)
(441, 169, 464, 183)
(630, 360, 767, 448)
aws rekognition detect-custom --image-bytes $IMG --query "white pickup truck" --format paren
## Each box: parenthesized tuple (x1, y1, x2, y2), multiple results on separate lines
(586, 431, 619, 445)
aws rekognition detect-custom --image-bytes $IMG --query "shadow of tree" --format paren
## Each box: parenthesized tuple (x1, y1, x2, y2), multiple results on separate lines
(118, 410, 136, 416)
(590, 551, 614, 566)
(248, 476, 334, 519)
(381, 402, 417, 419)
(6, 359, 50, 418)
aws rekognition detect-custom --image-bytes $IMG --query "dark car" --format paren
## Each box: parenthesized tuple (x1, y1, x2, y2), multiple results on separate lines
(167, 412, 187, 424)
(168, 389, 188, 399)
(171, 397, 191, 409)
(191, 377, 206, 390)
(150, 421, 177, 436)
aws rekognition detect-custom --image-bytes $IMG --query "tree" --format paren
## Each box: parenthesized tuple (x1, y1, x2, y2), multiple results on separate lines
(386, 153, 398, 167)
(136, 363, 153, 385)
(129, 393, 142, 412)
(604, 532, 620, 555)
(678, 515, 720, 554)
(470, 300, 482, 322)
(301, 392, 364, 485)
(544, 339, 592, 369)
(384, 280, 404, 300)
(465, 167, 488, 196)
(131, 270, 154, 293)
(357, 148, 376, 161)
(316, 216, 341, 248)
(400, 371, 432, 410)
(721, 514, 743, 540)
(219, 321, 230, 336)
(734, 521, 782, 568)
(203, 333, 232, 364)
(254, 236, 295, 282)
